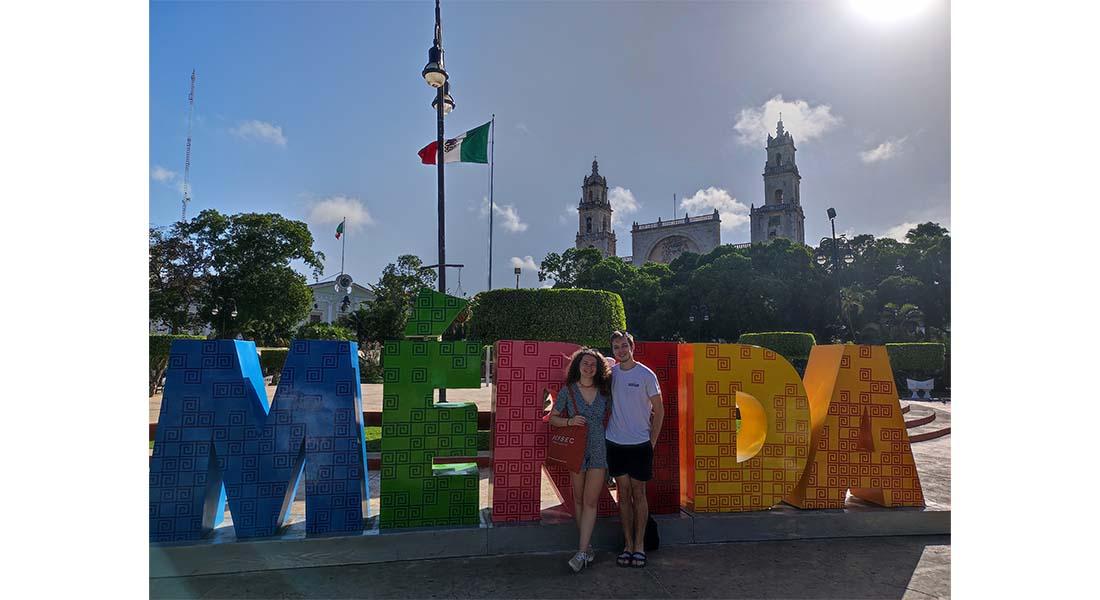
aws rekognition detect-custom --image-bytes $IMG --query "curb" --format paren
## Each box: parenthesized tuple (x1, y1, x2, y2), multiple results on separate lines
(150, 505, 950, 578)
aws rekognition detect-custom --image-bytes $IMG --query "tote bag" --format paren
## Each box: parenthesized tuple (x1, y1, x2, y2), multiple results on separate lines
(545, 385, 588, 473)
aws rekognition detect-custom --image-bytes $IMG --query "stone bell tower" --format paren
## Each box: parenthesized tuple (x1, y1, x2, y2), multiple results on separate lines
(575, 158, 617, 257)
(750, 116, 806, 244)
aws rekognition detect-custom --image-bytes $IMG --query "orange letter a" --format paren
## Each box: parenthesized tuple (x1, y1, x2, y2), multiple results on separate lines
(787, 345, 925, 509)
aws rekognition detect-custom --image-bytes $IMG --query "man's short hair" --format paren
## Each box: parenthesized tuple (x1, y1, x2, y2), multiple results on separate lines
(610, 330, 634, 347)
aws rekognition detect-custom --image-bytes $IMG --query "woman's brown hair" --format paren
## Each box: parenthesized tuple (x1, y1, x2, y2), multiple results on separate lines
(564, 347, 612, 397)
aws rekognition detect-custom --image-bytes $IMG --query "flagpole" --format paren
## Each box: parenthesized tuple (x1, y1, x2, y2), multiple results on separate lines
(340, 217, 346, 275)
(487, 114, 495, 291)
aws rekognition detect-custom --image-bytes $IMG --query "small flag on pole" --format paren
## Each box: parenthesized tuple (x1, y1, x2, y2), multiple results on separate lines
(335, 219, 345, 240)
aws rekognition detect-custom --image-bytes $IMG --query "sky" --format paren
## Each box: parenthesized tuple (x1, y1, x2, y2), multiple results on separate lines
(150, 0, 950, 295)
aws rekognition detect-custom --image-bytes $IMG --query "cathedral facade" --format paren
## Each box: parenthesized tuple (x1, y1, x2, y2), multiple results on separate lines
(572, 118, 808, 266)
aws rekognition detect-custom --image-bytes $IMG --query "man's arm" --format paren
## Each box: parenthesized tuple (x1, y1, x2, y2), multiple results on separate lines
(649, 393, 664, 446)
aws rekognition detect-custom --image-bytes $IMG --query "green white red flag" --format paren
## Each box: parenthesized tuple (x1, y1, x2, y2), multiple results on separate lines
(418, 121, 490, 164)
(335, 219, 345, 239)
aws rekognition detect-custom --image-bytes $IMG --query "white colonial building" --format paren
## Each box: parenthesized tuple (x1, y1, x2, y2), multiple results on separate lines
(303, 278, 376, 325)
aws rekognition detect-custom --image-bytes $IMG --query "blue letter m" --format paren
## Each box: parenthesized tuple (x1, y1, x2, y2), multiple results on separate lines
(149, 339, 368, 542)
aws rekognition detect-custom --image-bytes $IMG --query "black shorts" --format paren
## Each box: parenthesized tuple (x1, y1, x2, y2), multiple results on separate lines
(606, 439, 653, 482)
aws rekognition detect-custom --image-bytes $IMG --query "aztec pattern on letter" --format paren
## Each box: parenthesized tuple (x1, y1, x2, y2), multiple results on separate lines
(631, 341, 681, 515)
(150, 339, 367, 542)
(788, 344, 924, 508)
(490, 340, 617, 523)
(404, 288, 467, 338)
(678, 343, 811, 512)
(381, 290, 481, 529)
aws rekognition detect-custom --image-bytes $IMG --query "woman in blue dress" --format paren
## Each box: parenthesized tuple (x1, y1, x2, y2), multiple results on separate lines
(549, 347, 612, 573)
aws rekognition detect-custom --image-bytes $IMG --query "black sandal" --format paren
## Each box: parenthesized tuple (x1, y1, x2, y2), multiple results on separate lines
(617, 550, 633, 567)
(630, 551, 647, 568)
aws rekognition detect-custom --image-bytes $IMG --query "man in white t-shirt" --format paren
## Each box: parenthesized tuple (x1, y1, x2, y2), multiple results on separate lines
(605, 330, 663, 568)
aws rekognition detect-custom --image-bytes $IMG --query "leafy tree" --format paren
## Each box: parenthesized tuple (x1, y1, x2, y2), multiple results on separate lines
(150, 209, 326, 344)
(875, 275, 926, 309)
(538, 247, 603, 288)
(149, 226, 209, 333)
(862, 302, 926, 343)
(355, 254, 436, 343)
(295, 322, 356, 341)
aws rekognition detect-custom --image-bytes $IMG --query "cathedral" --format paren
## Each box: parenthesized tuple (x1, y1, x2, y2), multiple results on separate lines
(574, 118, 807, 265)
(749, 117, 806, 244)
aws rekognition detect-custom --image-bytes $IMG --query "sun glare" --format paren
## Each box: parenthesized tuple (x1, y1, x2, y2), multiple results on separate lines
(850, 0, 935, 23)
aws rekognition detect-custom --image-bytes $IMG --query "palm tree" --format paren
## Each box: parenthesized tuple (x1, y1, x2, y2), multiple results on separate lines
(874, 303, 926, 342)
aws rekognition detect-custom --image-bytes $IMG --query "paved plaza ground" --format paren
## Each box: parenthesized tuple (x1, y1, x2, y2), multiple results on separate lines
(149, 383, 494, 423)
(150, 534, 950, 599)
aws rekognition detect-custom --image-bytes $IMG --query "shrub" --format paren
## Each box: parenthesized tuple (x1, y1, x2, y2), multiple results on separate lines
(258, 347, 289, 383)
(885, 343, 946, 378)
(736, 332, 817, 361)
(468, 289, 627, 347)
(359, 355, 383, 384)
(149, 334, 206, 396)
(295, 322, 356, 341)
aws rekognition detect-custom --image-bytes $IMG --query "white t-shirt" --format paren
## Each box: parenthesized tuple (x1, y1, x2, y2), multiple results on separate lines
(605, 362, 661, 445)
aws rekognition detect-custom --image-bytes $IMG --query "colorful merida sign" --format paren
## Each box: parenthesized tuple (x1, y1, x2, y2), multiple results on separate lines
(150, 289, 924, 542)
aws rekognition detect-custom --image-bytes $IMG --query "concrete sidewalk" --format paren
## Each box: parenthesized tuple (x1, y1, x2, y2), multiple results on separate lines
(150, 535, 950, 599)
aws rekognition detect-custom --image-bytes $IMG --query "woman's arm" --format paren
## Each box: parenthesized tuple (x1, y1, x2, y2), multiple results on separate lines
(548, 408, 577, 428)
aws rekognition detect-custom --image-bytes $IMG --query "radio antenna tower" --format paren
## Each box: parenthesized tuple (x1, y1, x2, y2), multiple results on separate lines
(181, 69, 196, 222)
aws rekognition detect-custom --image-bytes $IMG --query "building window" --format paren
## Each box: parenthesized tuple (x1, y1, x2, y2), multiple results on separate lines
(774, 189, 783, 203)
(586, 217, 592, 233)
(776, 153, 781, 165)
(309, 314, 322, 323)
(604, 217, 609, 231)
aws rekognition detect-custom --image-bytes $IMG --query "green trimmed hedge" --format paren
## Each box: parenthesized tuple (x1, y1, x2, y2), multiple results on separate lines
(737, 332, 817, 361)
(885, 343, 946, 377)
(149, 334, 206, 396)
(469, 289, 627, 347)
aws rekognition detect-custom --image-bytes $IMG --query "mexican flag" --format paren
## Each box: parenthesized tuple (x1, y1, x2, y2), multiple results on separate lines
(418, 121, 490, 164)
(335, 219, 345, 239)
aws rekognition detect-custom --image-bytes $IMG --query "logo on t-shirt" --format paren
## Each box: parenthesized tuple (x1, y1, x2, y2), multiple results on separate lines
(627, 383, 640, 387)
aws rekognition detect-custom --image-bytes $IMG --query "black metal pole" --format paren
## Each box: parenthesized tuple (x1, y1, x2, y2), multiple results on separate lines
(830, 217, 843, 339)
(434, 0, 447, 403)
(437, 85, 446, 297)
(487, 114, 494, 291)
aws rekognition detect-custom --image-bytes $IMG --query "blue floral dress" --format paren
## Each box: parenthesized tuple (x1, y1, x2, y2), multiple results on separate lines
(553, 383, 609, 470)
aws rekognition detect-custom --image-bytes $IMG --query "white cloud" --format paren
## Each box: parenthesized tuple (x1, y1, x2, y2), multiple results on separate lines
(679, 187, 750, 231)
(860, 136, 908, 163)
(733, 95, 842, 145)
(479, 197, 528, 232)
(307, 195, 374, 231)
(881, 222, 919, 242)
(559, 203, 576, 225)
(608, 186, 639, 227)
(151, 165, 178, 183)
(515, 122, 530, 135)
(230, 119, 288, 146)
(511, 255, 538, 272)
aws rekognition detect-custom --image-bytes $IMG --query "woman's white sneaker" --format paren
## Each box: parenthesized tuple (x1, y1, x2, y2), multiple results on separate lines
(568, 551, 589, 573)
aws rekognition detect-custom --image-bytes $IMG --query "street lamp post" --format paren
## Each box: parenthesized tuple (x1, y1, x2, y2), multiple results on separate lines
(816, 208, 855, 340)
(688, 304, 710, 341)
(422, 0, 457, 404)
(422, 0, 455, 298)
(514, 267, 521, 289)
(210, 297, 237, 338)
